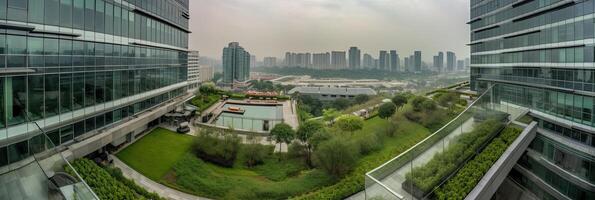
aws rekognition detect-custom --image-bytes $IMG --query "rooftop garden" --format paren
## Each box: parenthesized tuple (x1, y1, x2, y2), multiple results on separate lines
(118, 89, 470, 200)
(65, 158, 163, 200)
(434, 126, 523, 200)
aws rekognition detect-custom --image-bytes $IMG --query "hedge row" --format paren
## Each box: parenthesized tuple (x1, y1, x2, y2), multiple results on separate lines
(66, 158, 162, 200)
(434, 126, 522, 199)
(403, 119, 504, 196)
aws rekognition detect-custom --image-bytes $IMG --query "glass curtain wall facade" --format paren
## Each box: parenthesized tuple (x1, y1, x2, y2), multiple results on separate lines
(470, 0, 595, 199)
(0, 0, 190, 168)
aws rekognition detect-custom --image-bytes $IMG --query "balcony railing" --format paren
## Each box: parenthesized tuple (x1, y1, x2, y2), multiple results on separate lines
(0, 112, 98, 199)
(365, 84, 528, 200)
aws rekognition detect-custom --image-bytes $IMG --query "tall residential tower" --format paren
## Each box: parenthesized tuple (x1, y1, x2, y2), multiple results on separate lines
(222, 42, 251, 83)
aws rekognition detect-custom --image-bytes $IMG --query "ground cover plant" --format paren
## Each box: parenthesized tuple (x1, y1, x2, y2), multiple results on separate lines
(403, 119, 505, 197)
(434, 126, 522, 199)
(66, 158, 163, 200)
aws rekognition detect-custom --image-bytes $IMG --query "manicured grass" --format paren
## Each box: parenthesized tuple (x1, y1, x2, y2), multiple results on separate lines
(167, 153, 335, 200)
(117, 127, 334, 200)
(116, 128, 194, 180)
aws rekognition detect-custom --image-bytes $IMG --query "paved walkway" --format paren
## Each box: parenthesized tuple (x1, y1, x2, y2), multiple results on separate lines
(112, 156, 210, 200)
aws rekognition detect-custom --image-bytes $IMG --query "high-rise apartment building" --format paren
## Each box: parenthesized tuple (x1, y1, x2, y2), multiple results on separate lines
(457, 60, 465, 71)
(223, 42, 251, 83)
(198, 66, 214, 83)
(403, 57, 409, 72)
(348, 47, 361, 69)
(331, 51, 346, 70)
(250, 55, 257, 68)
(414, 51, 422, 72)
(263, 57, 277, 67)
(390, 50, 399, 72)
(0, 0, 191, 198)
(363, 53, 374, 69)
(470, 1, 595, 199)
(446, 51, 456, 72)
(313, 52, 331, 70)
(188, 51, 201, 90)
(379, 50, 388, 70)
(434, 52, 444, 72)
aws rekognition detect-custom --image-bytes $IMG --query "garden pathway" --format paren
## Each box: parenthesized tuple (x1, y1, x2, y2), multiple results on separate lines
(112, 156, 211, 200)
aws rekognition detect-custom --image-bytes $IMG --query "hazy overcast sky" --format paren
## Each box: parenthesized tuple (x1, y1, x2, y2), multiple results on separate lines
(188, 0, 470, 61)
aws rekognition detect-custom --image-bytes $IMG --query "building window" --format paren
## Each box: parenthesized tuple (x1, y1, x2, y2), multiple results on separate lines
(7, 0, 27, 22)
(45, 0, 59, 26)
(60, 0, 72, 27)
(7, 140, 28, 163)
(28, 0, 44, 23)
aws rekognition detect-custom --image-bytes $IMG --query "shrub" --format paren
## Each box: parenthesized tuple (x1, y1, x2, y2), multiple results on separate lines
(103, 166, 163, 200)
(334, 115, 364, 133)
(434, 126, 522, 199)
(65, 159, 160, 200)
(314, 138, 360, 178)
(403, 119, 504, 196)
(193, 130, 241, 167)
(288, 141, 308, 159)
(356, 132, 383, 155)
(242, 143, 270, 167)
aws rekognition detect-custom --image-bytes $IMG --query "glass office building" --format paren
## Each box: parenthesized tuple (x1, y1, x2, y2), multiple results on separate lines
(470, 0, 594, 199)
(0, 0, 190, 172)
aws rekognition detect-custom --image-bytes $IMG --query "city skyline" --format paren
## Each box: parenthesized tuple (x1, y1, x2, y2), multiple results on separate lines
(188, 0, 470, 59)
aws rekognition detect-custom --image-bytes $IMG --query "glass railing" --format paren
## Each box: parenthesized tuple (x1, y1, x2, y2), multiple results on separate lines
(0, 111, 98, 199)
(365, 84, 528, 200)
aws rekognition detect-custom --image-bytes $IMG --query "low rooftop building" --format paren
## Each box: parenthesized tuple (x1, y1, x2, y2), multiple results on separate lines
(288, 87, 377, 100)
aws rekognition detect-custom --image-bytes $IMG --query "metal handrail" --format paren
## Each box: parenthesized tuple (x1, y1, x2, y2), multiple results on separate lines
(365, 84, 496, 199)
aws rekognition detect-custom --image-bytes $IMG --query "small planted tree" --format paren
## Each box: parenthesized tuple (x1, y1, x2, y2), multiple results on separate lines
(270, 123, 295, 154)
(313, 138, 360, 178)
(378, 102, 397, 120)
(296, 120, 325, 166)
(392, 94, 408, 110)
(334, 115, 364, 134)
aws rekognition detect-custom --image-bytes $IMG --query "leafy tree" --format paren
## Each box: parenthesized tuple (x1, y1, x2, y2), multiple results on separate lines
(242, 143, 269, 167)
(199, 82, 217, 95)
(193, 129, 241, 167)
(392, 94, 408, 110)
(308, 130, 333, 150)
(314, 138, 360, 178)
(422, 99, 437, 111)
(411, 96, 428, 111)
(270, 123, 295, 153)
(334, 115, 364, 133)
(322, 108, 341, 122)
(299, 95, 324, 116)
(296, 120, 325, 166)
(354, 94, 370, 104)
(332, 98, 352, 110)
(378, 102, 397, 119)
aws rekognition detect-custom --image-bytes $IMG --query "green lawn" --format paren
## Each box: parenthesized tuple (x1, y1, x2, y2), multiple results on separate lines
(168, 154, 334, 200)
(117, 101, 450, 200)
(117, 127, 334, 200)
(117, 128, 194, 180)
